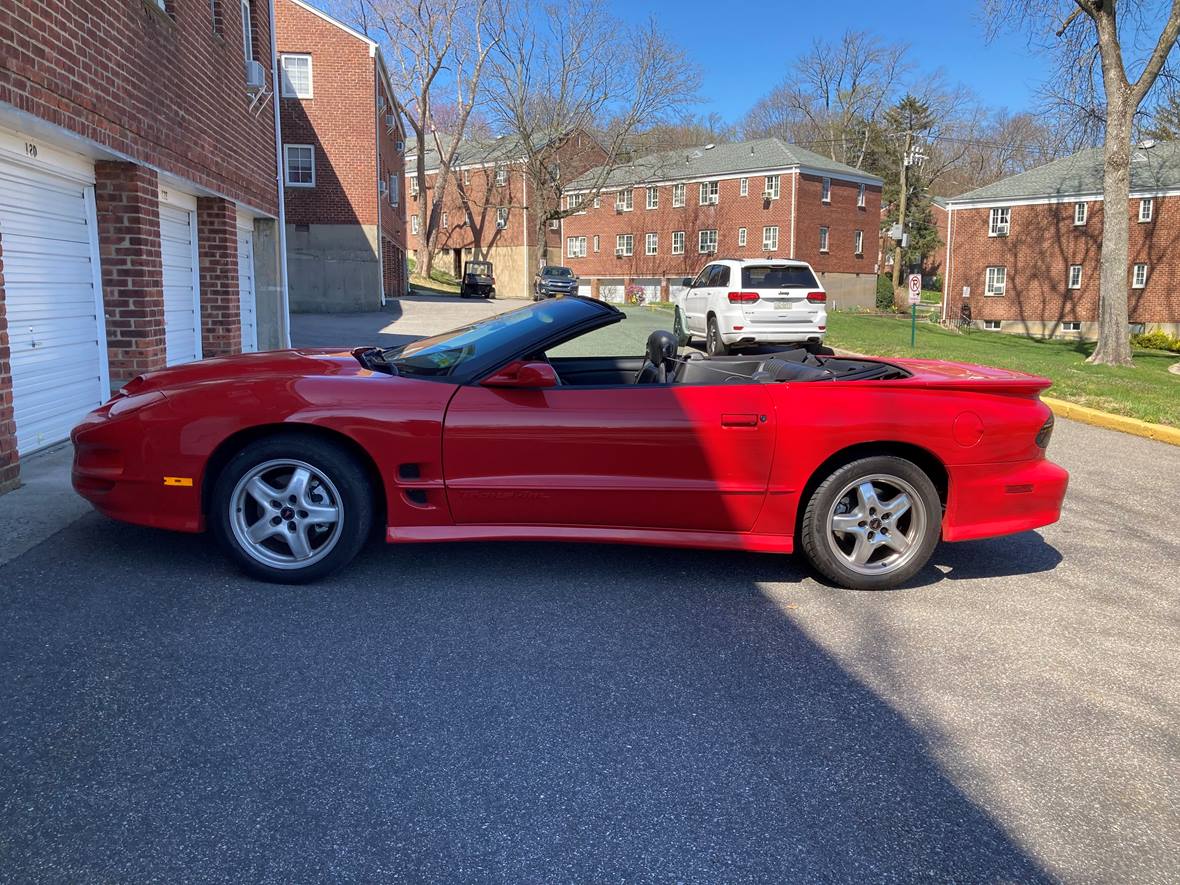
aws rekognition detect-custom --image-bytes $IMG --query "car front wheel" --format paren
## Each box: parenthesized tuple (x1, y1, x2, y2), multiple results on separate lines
(211, 435, 373, 583)
(799, 455, 940, 590)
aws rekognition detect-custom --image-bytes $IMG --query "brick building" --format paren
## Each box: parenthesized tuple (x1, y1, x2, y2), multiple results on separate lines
(0, 0, 289, 493)
(942, 142, 1180, 338)
(560, 138, 883, 307)
(276, 0, 407, 311)
(404, 132, 607, 297)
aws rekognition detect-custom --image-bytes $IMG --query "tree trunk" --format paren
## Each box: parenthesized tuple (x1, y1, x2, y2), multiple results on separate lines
(414, 150, 431, 281)
(1088, 102, 1134, 365)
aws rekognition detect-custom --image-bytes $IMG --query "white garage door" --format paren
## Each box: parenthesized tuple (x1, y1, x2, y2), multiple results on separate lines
(0, 141, 108, 455)
(159, 190, 201, 366)
(237, 213, 258, 352)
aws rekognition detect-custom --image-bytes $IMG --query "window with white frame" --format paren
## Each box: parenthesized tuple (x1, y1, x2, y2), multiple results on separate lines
(818, 226, 829, 252)
(699, 181, 719, 205)
(1074, 202, 1087, 225)
(410, 215, 420, 235)
(441, 212, 448, 228)
(1067, 264, 1082, 289)
(983, 320, 1001, 330)
(821, 177, 831, 202)
(645, 232, 658, 255)
(670, 183, 684, 207)
(698, 229, 718, 253)
(854, 229, 864, 255)
(616, 234, 633, 256)
(740, 177, 748, 197)
(279, 54, 312, 98)
(1062, 321, 1081, 332)
(646, 186, 658, 210)
(764, 175, 780, 199)
(762, 226, 779, 251)
(593, 195, 600, 209)
(616, 189, 633, 211)
(496, 207, 508, 229)
(567, 236, 587, 259)
(985, 266, 1007, 296)
(1139, 198, 1154, 222)
(1133, 263, 1148, 288)
(567, 193, 583, 211)
(409, 176, 419, 196)
(671, 231, 685, 254)
(495, 166, 507, 186)
(388, 173, 398, 206)
(857, 183, 866, 207)
(241, 0, 254, 60)
(989, 206, 1011, 236)
(592, 235, 600, 253)
(283, 144, 315, 186)
(548, 219, 560, 230)
(737, 227, 747, 247)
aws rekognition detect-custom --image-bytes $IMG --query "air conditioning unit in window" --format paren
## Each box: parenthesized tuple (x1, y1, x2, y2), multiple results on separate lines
(378, 180, 388, 196)
(549, 220, 560, 230)
(703, 246, 717, 253)
(385, 114, 396, 132)
(615, 248, 627, 257)
(377, 95, 387, 112)
(244, 59, 266, 94)
(395, 140, 405, 152)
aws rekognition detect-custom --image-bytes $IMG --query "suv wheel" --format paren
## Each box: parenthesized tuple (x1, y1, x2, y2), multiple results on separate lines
(706, 316, 730, 356)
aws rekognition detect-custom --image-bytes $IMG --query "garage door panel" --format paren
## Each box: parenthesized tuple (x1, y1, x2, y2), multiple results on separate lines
(159, 202, 200, 366)
(0, 152, 107, 455)
(237, 222, 257, 352)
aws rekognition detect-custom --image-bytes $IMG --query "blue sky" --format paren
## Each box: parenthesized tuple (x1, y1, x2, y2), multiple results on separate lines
(610, 0, 1050, 124)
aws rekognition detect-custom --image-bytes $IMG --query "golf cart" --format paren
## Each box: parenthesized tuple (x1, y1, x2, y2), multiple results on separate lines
(460, 260, 495, 299)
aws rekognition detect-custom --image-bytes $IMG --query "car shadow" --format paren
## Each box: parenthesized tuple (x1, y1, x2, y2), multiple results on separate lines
(0, 513, 1055, 880)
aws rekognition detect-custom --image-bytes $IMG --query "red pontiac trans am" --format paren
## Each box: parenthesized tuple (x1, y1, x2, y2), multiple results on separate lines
(72, 296, 1068, 590)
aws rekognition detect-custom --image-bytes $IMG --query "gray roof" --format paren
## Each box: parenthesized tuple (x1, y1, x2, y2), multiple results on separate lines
(568, 137, 882, 190)
(407, 132, 566, 170)
(949, 141, 1180, 203)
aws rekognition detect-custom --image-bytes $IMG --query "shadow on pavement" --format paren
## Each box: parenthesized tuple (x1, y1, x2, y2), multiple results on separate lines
(0, 515, 1053, 882)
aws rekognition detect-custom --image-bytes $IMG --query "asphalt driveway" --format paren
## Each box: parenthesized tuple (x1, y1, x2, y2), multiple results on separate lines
(0, 298, 1176, 882)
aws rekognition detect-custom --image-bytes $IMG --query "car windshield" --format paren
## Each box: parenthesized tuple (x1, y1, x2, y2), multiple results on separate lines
(742, 265, 819, 289)
(382, 297, 601, 377)
(542, 266, 574, 278)
(466, 262, 492, 275)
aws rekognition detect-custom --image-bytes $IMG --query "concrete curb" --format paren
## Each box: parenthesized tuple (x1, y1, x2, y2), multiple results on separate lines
(1041, 397, 1180, 447)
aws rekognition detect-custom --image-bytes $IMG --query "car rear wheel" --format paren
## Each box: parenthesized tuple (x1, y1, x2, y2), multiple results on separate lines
(211, 435, 373, 584)
(706, 316, 730, 356)
(800, 455, 940, 590)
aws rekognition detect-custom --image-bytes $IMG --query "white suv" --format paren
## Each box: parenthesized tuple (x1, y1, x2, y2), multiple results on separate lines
(673, 258, 827, 355)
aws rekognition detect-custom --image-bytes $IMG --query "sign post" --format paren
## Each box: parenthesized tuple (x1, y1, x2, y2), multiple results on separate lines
(907, 274, 922, 348)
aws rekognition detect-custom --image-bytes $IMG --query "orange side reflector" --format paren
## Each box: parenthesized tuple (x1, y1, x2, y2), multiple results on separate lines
(163, 476, 193, 487)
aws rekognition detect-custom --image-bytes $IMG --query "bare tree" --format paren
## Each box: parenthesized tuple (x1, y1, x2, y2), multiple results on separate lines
(987, 0, 1180, 365)
(482, 0, 700, 265)
(352, 0, 503, 279)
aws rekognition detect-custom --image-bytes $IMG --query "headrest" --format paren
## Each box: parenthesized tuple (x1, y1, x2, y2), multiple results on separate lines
(645, 329, 679, 367)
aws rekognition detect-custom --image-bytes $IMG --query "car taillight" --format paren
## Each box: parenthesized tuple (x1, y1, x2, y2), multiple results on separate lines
(1035, 413, 1055, 449)
(727, 291, 759, 303)
(806, 291, 827, 303)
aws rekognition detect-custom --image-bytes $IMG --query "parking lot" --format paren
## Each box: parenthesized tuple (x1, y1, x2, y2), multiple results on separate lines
(1, 295, 1177, 882)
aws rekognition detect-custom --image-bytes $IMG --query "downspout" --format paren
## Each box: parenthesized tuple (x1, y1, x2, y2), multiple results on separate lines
(268, 0, 291, 347)
(373, 51, 385, 307)
(942, 205, 954, 323)
(522, 163, 529, 297)
(789, 169, 797, 258)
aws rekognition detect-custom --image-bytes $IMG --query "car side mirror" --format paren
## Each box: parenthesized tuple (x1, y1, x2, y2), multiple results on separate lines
(482, 360, 560, 389)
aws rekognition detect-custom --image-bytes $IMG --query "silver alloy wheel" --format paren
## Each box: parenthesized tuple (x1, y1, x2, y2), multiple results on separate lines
(229, 459, 344, 570)
(707, 321, 720, 354)
(825, 473, 927, 577)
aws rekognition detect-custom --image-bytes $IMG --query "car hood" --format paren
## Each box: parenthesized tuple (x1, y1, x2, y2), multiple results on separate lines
(122, 349, 368, 394)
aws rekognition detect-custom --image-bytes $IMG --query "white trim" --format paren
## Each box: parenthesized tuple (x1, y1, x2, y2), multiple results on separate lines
(279, 53, 313, 99)
(189, 207, 203, 361)
(287, 0, 377, 48)
(84, 186, 112, 399)
(158, 184, 197, 211)
(1067, 264, 1082, 289)
(283, 143, 315, 187)
(948, 185, 1180, 210)
(985, 265, 1007, 296)
(1138, 197, 1154, 222)
(1133, 262, 1148, 288)
(789, 170, 797, 258)
(1073, 201, 1087, 225)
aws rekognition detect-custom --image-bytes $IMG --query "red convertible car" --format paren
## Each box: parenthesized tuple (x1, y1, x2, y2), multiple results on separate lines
(72, 297, 1068, 590)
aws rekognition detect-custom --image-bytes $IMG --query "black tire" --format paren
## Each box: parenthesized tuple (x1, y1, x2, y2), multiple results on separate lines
(674, 305, 691, 347)
(706, 316, 730, 356)
(799, 455, 940, 590)
(210, 434, 374, 584)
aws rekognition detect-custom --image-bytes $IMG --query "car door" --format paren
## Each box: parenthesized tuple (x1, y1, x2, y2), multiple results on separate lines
(442, 380, 777, 533)
(684, 265, 714, 333)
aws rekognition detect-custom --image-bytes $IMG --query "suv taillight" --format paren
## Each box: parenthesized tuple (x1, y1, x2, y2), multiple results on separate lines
(806, 291, 827, 303)
(727, 291, 760, 303)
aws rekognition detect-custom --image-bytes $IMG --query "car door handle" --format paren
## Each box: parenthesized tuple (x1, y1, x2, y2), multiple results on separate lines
(721, 413, 760, 428)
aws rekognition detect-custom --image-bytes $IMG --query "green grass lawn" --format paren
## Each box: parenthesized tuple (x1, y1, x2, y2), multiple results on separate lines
(826, 312, 1180, 427)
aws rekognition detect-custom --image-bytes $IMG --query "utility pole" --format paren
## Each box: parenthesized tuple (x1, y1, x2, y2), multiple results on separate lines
(891, 128, 913, 308)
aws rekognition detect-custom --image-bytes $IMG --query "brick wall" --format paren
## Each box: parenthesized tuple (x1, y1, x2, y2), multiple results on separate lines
(197, 197, 242, 357)
(277, 0, 378, 227)
(407, 164, 529, 256)
(0, 235, 15, 493)
(0, 0, 279, 214)
(561, 172, 881, 282)
(376, 79, 406, 295)
(94, 162, 166, 388)
(944, 197, 1180, 327)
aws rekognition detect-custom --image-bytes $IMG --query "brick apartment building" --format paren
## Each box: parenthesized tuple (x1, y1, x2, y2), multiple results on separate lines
(276, 0, 407, 311)
(942, 142, 1180, 338)
(404, 132, 607, 296)
(0, 0, 289, 493)
(559, 138, 883, 307)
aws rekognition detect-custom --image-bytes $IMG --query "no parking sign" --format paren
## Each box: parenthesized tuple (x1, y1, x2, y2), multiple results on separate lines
(908, 274, 922, 305)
